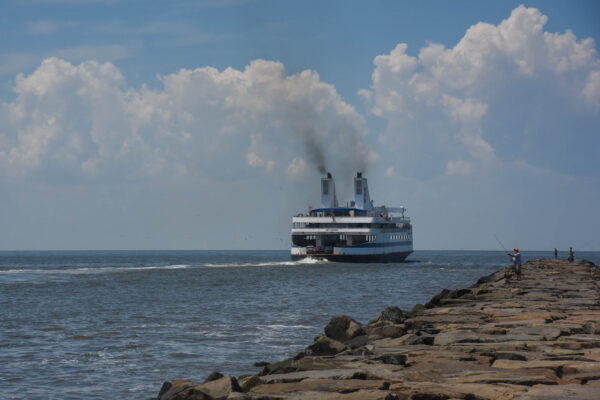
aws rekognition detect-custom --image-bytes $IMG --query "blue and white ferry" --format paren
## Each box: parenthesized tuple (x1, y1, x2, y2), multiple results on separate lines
(291, 172, 413, 262)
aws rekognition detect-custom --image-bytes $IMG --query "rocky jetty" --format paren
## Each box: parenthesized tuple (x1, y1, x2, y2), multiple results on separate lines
(153, 259, 600, 400)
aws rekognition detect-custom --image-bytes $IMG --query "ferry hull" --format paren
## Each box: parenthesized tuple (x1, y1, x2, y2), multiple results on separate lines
(291, 251, 412, 263)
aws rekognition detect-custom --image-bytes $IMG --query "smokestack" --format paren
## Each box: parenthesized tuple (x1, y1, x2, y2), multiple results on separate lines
(354, 171, 372, 211)
(321, 173, 338, 208)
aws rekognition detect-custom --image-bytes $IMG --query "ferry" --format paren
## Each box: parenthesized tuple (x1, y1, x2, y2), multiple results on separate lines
(291, 172, 413, 262)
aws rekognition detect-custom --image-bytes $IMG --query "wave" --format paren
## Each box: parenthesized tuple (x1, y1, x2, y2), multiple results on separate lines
(0, 264, 192, 275)
(0, 257, 329, 276)
(255, 324, 316, 330)
(409, 259, 505, 268)
(204, 257, 329, 268)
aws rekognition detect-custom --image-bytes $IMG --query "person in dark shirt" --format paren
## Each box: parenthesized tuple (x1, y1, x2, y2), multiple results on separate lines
(568, 247, 574, 262)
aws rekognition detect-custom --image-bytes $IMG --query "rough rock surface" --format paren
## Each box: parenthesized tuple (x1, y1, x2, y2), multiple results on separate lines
(157, 376, 241, 400)
(155, 259, 600, 400)
(369, 306, 410, 325)
(305, 335, 348, 356)
(324, 315, 366, 342)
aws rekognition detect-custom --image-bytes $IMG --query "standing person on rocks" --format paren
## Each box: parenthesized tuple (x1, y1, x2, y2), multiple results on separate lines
(568, 247, 575, 262)
(508, 248, 522, 280)
(554, 248, 558, 259)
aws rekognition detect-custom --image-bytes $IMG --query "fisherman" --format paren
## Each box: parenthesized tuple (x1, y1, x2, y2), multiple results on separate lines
(508, 248, 522, 280)
(554, 248, 558, 259)
(568, 247, 574, 262)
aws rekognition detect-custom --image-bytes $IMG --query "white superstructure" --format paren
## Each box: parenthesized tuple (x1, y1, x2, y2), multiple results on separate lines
(291, 173, 413, 262)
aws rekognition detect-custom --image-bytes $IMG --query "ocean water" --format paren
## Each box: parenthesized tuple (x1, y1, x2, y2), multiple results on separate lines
(1, 250, 598, 400)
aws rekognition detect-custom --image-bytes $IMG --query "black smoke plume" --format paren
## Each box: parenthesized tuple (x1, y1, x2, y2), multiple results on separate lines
(302, 128, 327, 174)
(298, 127, 371, 178)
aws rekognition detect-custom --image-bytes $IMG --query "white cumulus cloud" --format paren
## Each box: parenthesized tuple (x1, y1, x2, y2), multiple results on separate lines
(363, 5, 600, 178)
(286, 156, 308, 181)
(0, 57, 372, 182)
(584, 69, 600, 105)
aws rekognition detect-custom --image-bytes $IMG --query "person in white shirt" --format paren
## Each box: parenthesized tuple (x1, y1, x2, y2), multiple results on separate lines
(508, 248, 522, 280)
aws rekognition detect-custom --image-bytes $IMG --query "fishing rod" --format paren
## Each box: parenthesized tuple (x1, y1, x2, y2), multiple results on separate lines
(493, 234, 509, 253)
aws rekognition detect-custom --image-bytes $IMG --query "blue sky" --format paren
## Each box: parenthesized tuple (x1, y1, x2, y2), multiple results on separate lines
(1, 1, 599, 251)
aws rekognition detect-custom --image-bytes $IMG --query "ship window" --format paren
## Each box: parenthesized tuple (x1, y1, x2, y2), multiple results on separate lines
(292, 234, 316, 246)
(322, 180, 329, 195)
